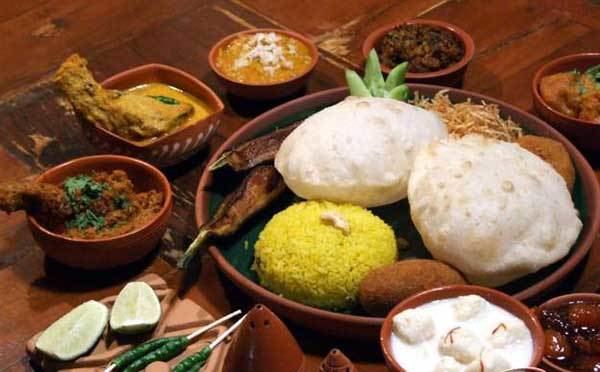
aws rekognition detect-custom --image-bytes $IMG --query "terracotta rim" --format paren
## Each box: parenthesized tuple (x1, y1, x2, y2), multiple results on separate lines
(361, 19, 475, 76)
(532, 52, 600, 127)
(536, 292, 600, 372)
(195, 85, 600, 328)
(208, 28, 319, 87)
(29, 155, 173, 243)
(97, 63, 225, 148)
(380, 285, 545, 371)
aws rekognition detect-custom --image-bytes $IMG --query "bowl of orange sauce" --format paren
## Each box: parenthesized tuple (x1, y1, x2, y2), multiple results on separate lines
(209, 28, 319, 100)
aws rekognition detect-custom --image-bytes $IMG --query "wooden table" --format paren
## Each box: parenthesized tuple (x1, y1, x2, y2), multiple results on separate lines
(1, 1, 600, 371)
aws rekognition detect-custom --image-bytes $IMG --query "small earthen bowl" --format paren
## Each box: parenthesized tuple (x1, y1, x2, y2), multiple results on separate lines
(208, 28, 319, 100)
(380, 285, 545, 372)
(80, 64, 224, 168)
(362, 19, 475, 87)
(535, 293, 600, 371)
(28, 155, 172, 269)
(532, 53, 600, 152)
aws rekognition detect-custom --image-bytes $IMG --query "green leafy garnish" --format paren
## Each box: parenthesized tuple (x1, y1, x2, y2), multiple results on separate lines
(345, 49, 410, 101)
(65, 209, 105, 230)
(63, 175, 108, 230)
(148, 95, 179, 105)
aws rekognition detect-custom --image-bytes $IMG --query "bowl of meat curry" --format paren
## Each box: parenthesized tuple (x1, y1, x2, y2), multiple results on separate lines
(0, 155, 173, 269)
(54, 55, 225, 167)
(532, 53, 600, 153)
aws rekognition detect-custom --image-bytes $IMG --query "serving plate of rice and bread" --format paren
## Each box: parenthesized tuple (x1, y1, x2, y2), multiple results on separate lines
(186, 54, 600, 340)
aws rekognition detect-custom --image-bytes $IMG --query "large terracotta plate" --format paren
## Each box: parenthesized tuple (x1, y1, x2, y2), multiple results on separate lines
(195, 86, 600, 340)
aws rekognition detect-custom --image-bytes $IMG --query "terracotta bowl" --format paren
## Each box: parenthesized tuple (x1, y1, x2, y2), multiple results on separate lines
(28, 155, 172, 269)
(380, 285, 545, 372)
(196, 86, 600, 340)
(80, 64, 224, 168)
(208, 28, 319, 100)
(362, 19, 475, 87)
(532, 53, 600, 152)
(535, 293, 600, 371)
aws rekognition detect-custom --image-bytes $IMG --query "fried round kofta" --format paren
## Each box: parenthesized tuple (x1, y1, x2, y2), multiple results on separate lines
(358, 259, 466, 316)
(517, 135, 575, 192)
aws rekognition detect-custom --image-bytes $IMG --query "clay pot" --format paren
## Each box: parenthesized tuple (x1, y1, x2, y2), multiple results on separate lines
(536, 293, 600, 372)
(319, 349, 358, 372)
(532, 53, 600, 152)
(380, 285, 545, 372)
(222, 304, 306, 372)
(208, 28, 319, 100)
(81, 64, 224, 168)
(28, 155, 172, 269)
(362, 19, 475, 87)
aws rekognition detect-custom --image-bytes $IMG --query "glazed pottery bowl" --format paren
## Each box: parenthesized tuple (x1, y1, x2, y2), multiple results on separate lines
(80, 64, 224, 168)
(195, 86, 599, 340)
(362, 19, 475, 87)
(208, 28, 319, 100)
(535, 293, 600, 371)
(28, 155, 172, 269)
(532, 53, 600, 152)
(380, 285, 545, 371)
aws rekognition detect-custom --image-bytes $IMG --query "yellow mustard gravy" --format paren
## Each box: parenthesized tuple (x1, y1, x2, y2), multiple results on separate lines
(215, 32, 312, 84)
(127, 83, 213, 141)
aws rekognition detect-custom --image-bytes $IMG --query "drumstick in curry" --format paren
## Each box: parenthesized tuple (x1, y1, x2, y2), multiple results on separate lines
(177, 165, 286, 270)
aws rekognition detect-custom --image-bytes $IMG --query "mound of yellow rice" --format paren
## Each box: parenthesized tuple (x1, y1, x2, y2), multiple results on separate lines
(253, 200, 397, 311)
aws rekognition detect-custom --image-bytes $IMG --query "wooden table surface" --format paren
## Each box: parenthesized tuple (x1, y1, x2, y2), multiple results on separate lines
(2, 1, 600, 371)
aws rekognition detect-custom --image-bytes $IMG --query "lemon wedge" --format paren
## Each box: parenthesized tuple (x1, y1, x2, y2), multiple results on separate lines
(35, 300, 108, 361)
(110, 282, 161, 334)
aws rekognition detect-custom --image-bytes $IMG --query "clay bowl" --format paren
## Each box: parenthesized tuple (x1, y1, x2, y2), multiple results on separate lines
(380, 285, 545, 371)
(28, 155, 172, 269)
(208, 28, 319, 100)
(535, 293, 600, 371)
(532, 53, 600, 152)
(195, 86, 600, 340)
(362, 19, 475, 87)
(80, 64, 224, 168)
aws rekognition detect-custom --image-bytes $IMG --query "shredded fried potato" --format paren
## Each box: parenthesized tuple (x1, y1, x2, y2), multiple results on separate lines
(412, 90, 523, 142)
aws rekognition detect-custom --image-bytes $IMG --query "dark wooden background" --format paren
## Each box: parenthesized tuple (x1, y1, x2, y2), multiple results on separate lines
(1, 1, 600, 371)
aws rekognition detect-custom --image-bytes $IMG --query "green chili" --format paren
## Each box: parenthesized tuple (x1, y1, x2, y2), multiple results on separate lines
(388, 84, 410, 101)
(172, 347, 211, 372)
(363, 49, 386, 97)
(122, 336, 189, 372)
(345, 70, 371, 97)
(385, 61, 408, 91)
(148, 95, 179, 105)
(110, 337, 179, 371)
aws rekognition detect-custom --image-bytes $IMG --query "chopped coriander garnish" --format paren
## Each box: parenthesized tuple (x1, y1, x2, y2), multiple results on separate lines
(147, 95, 179, 105)
(65, 209, 105, 230)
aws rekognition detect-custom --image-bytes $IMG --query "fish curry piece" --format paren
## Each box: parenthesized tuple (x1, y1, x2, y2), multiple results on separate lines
(54, 54, 194, 140)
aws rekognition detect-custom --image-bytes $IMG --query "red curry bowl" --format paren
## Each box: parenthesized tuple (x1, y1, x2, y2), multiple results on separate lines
(28, 155, 173, 269)
(532, 53, 600, 152)
(381, 285, 545, 372)
(208, 28, 319, 100)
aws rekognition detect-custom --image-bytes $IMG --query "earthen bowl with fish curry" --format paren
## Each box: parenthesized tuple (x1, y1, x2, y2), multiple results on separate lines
(54, 55, 225, 167)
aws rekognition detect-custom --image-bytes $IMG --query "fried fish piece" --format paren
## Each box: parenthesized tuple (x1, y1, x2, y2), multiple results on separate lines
(178, 165, 286, 269)
(517, 135, 575, 192)
(0, 181, 72, 218)
(209, 122, 301, 171)
(54, 54, 194, 140)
